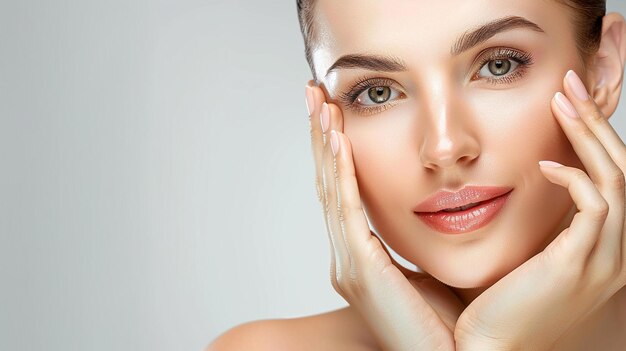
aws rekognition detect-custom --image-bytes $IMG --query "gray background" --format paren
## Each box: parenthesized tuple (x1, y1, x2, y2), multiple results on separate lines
(1, 1, 625, 350)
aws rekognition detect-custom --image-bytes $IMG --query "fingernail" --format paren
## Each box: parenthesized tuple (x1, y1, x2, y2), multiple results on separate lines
(305, 86, 314, 116)
(330, 130, 339, 156)
(321, 102, 330, 133)
(555, 92, 579, 119)
(566, 70, 589, 101)
(539, 160, 563, 168)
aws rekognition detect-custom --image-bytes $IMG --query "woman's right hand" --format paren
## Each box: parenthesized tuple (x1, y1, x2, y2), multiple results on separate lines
(305, 82, 465, 351)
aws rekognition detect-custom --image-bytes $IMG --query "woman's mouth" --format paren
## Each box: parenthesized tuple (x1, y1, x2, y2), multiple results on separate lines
(413, 186, 514, 234)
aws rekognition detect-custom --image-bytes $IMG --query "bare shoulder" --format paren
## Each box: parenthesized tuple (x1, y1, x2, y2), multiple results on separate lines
(205, 319, 295, 351)
(205, 306, 378, 351)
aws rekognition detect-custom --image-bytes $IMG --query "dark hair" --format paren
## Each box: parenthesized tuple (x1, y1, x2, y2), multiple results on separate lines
(296, 0, 606, 82)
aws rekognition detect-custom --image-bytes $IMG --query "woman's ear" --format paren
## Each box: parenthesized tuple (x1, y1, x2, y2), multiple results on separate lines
(587, 12, 626, 119)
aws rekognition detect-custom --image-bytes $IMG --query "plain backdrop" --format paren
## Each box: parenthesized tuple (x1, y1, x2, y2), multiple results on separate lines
(2, 1, 626, 350)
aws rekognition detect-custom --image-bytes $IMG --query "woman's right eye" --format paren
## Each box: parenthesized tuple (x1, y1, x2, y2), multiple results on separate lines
(338, 77, 406, 115)
(472, 47, 535, 85)
(354, 86, 403, 107)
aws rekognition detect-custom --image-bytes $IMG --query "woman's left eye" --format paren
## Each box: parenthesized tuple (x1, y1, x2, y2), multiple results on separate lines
(478, 59, 519, 78)
(473, 48, 534, 84)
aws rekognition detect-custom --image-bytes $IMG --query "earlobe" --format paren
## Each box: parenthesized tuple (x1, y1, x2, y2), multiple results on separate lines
(588, 12, 626, 119)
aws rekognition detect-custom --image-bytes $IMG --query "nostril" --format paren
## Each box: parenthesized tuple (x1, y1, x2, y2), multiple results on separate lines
(420, 153, 479, 170)
(458, 154, 479, 165)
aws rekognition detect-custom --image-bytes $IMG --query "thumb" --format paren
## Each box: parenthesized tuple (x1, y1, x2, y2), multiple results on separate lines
(371, 230, 417, 277)
(409, 276, 466, 332)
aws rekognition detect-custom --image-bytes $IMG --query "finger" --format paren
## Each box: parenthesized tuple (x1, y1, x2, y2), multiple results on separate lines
(307, 84, 327, 205)
(305, 80, 315, 117)
(563, 70, 626, 171)
(561, 70, 626, 266)
(556, 73, 626, 262)
(376, 232, 420, 277)
(408, 275, 465, 332)
(330, 128, 415, 279)
(551, 91, 624, 195)
(321, 116, 351, 283)
(551, 92, 624, 250)
(539, 161, 609, 263)
(306, 83, 342, 291)
(332, 131, 456, 348)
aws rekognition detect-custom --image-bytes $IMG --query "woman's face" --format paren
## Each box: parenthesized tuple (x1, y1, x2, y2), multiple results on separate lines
(312, 0, 587, 288)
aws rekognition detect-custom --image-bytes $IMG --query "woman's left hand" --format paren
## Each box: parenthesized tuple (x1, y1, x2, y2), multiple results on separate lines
(454, 70, 626, 351)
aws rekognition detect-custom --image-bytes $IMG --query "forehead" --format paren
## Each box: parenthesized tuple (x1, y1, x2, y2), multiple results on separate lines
(312, 0, 571, 79)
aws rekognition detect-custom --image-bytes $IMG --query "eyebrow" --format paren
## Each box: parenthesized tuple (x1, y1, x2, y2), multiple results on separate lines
(324, 15, 545, 77)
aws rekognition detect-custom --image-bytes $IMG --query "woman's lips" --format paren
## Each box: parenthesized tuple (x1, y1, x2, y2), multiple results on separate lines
(413, 186, 514, 234)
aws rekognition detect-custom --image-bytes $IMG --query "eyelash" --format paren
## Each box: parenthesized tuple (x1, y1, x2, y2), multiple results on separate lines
(338, 47, 535, 116)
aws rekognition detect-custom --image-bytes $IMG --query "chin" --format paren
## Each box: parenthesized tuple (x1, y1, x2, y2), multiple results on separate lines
(411, 228, 540, 289)
(429, 258, 516, 289)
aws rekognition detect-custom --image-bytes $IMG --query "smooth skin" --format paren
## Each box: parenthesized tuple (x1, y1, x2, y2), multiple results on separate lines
(208, 6, 626, 351)
(301, 70, 626, 351)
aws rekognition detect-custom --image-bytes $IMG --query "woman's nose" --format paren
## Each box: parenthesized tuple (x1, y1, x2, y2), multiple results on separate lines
(418, 93, 481, 171)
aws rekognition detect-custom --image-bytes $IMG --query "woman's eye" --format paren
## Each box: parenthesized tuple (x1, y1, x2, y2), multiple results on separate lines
(354, 86, 402, 106)
(477, 58, 520, 78)
(337, 77, 405, 115)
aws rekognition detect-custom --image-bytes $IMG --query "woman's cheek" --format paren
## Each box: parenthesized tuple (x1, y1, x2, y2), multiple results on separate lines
(346, 105, 420, 234)
(499, 85, 579, 166)
(478, 86, 579, 259)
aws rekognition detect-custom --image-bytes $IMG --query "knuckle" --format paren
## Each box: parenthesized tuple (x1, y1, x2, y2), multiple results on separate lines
(334, 174, 344, 193)
(591, 257, 621, 285)
(321, 168, 330, 198)
(563, 257, 586, 281)
(323, 197, 332, 219)
(309, 121, 319, 141)
(340, 205, 360, 219)
(335, 269, 360, 294)
(337, 203, 345, 223)
(587, 108, 606, 123)
(572, 168, 590, 183)
(576, 125, 596, 139)
(589, 198, 609, 221)
(545, 232, 586, 278)
(608, 168, 625, 190)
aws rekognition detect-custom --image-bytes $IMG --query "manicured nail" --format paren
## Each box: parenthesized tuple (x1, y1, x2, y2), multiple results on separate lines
(555, 92, 579, 119)
(566, 70, 589, 101)
(305, 86, 314, 116)
(321, 102, 330, 133)
(539, 160, 563, 168)
(330, 130, 339, 156)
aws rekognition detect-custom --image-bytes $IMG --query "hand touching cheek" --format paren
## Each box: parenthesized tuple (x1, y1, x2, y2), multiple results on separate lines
(454, 70, 626, 351)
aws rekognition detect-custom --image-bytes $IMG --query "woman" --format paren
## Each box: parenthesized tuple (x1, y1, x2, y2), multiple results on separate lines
(210, 1, 626, 350)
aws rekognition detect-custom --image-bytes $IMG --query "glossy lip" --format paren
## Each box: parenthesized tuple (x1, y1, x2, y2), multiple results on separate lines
(413, 186, 514, 234)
